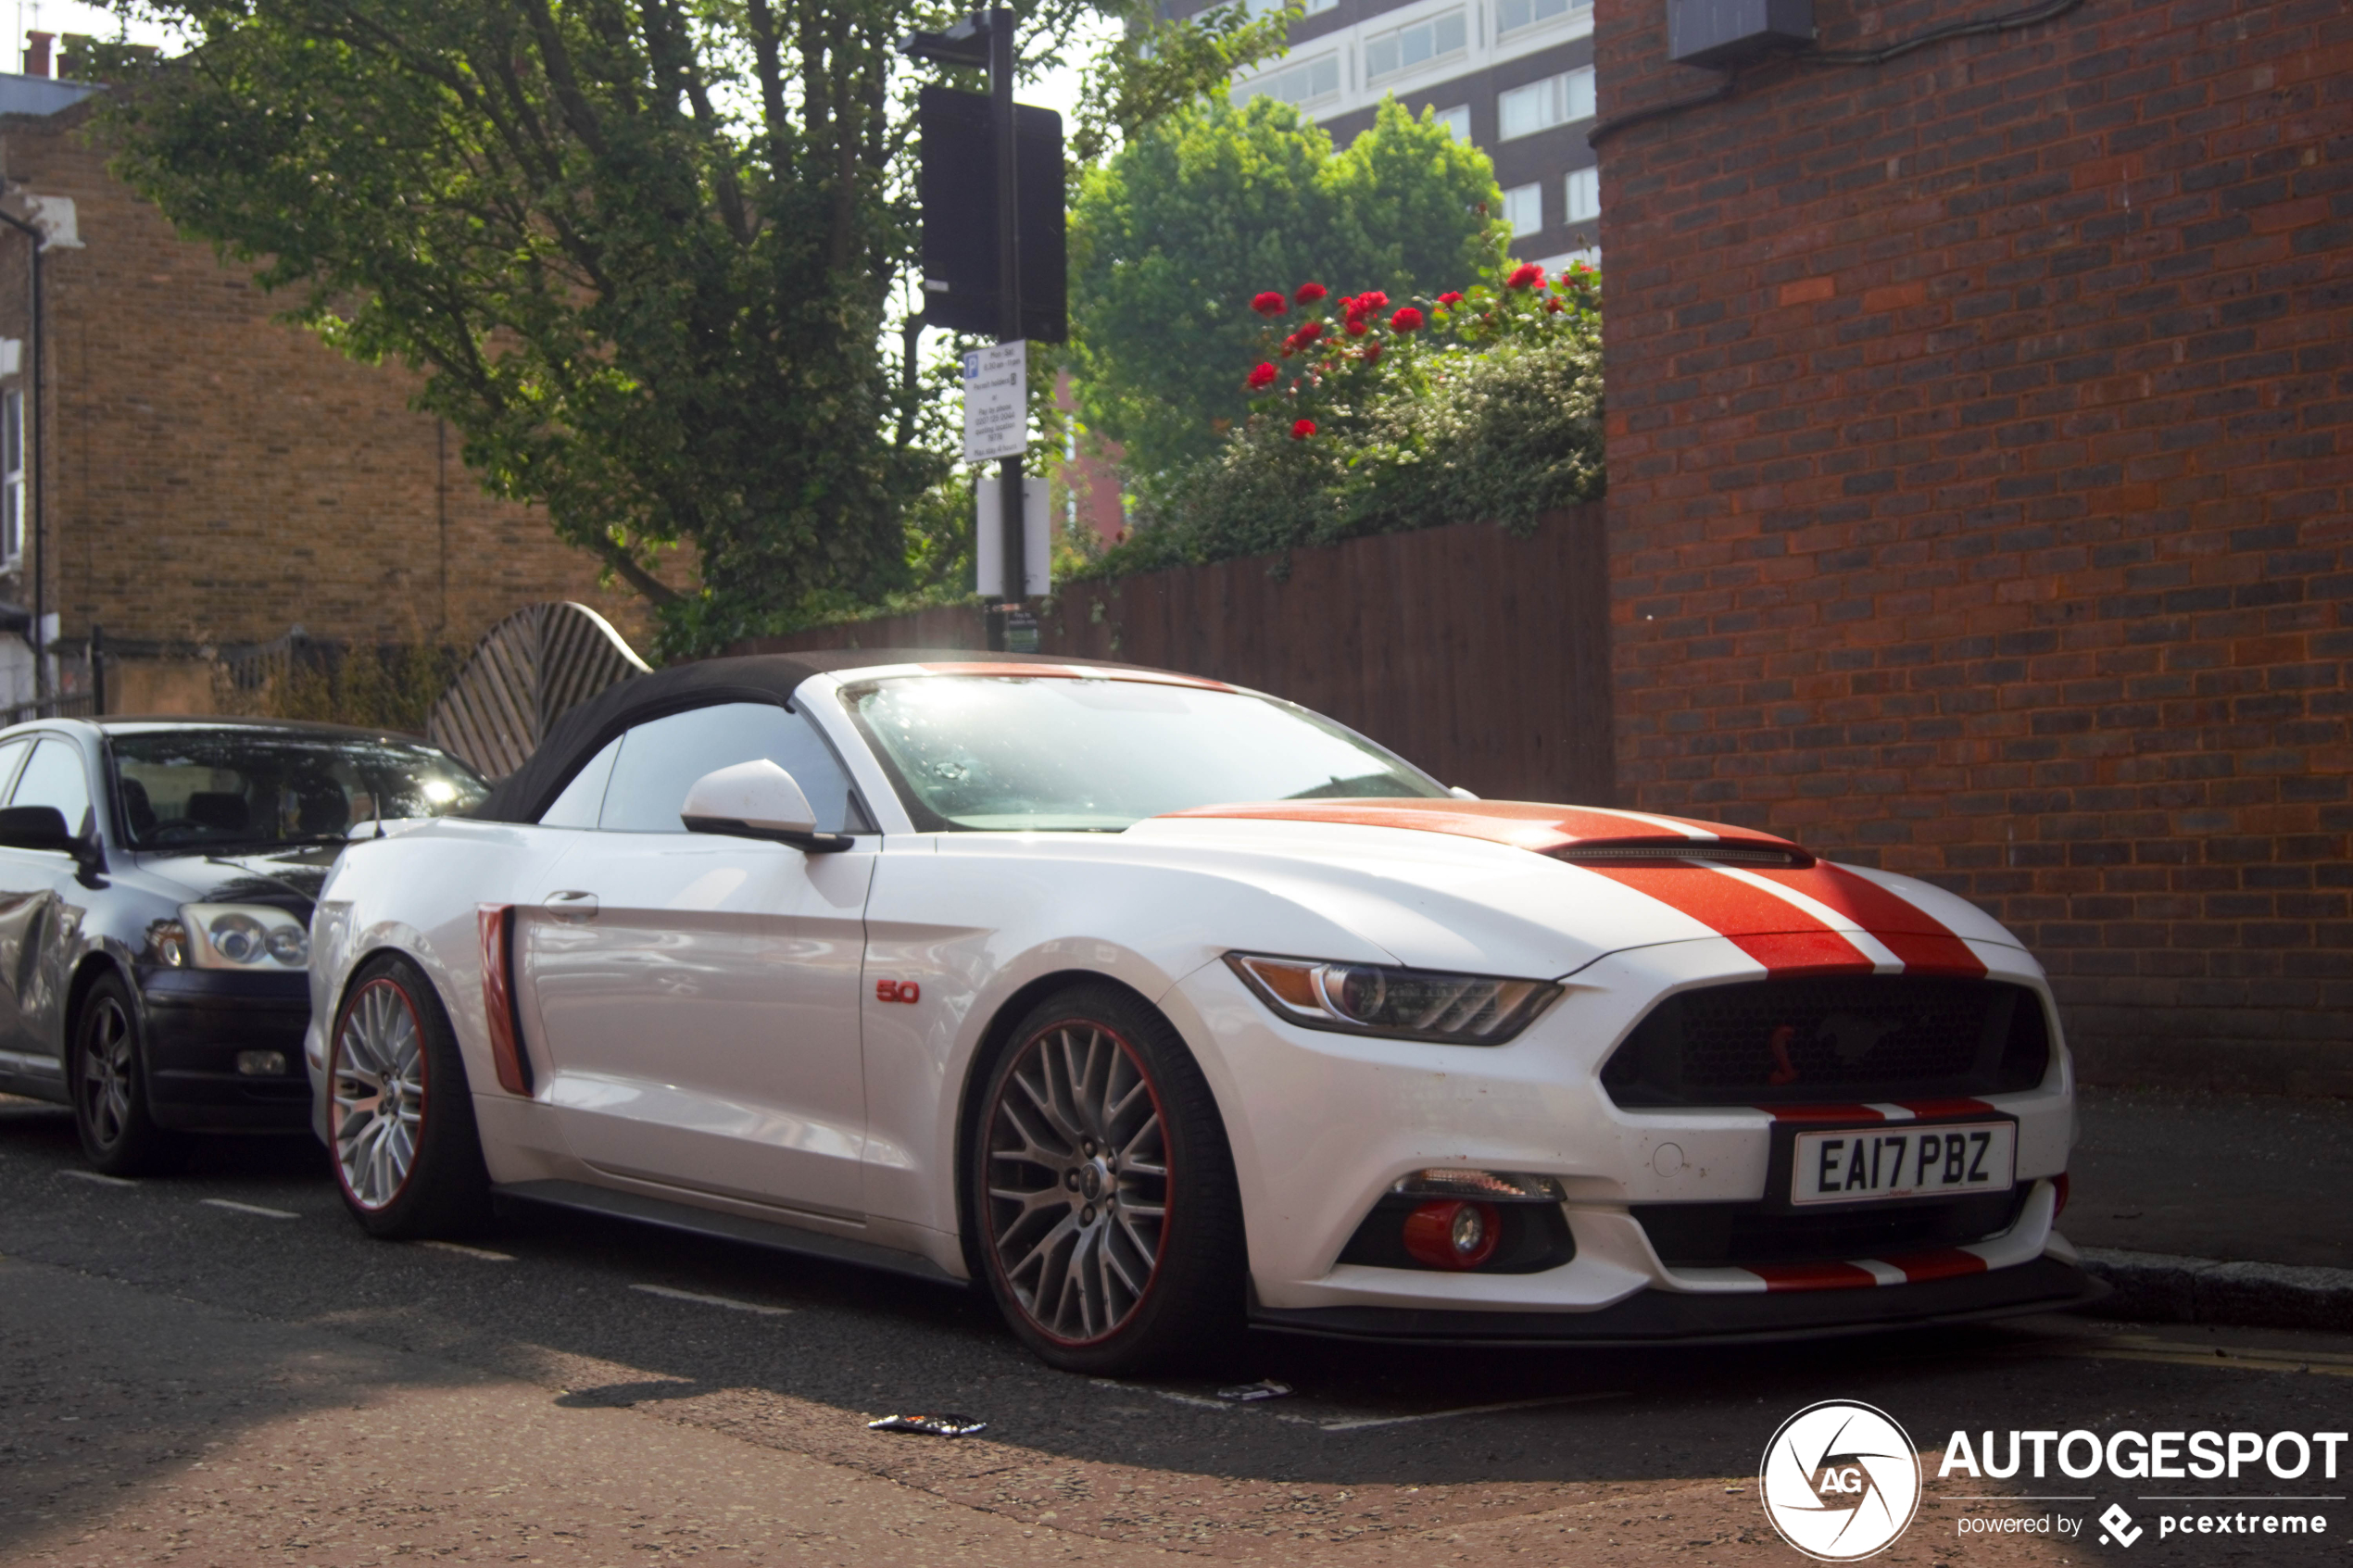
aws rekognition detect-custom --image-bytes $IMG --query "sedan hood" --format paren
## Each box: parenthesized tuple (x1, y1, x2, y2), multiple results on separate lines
(1130, 801, 2023, 980)
(131, 843, 344, 910)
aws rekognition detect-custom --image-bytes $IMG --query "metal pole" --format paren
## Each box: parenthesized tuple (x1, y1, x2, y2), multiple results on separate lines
(0, 206, 43, 703)
(990, 6, 1023, 632)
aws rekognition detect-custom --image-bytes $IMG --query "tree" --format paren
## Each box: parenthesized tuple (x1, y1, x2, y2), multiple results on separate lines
(1066, 94, 1502, 480)
(93, 0, 1004, 657)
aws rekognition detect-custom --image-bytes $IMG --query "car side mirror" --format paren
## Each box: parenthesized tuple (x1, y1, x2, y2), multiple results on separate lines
(679, 760, 852, 853)
(0, 804, 79, 853)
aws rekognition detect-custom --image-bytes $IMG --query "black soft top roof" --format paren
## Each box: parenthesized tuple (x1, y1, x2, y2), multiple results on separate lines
(473, 648, 1172, 822)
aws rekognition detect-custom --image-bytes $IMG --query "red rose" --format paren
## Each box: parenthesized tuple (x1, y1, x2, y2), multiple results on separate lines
(1291, 419, 1316, 439)
(1345, 318, 1368, 336)
(1437, 291, 1465, 307)
(1294, 282, 1327, 306)
(1288, 320, 1325, 348)
(1544, 298, 1563, 313)
(1390, 307, 1424, 332)
(1363, 342, 1385, 363)
(1505, 262, 1543, 290)
(1252, 291, 1288, 316)
(1357, 291, 1389, 313)
(1247, 361, 1277, 389)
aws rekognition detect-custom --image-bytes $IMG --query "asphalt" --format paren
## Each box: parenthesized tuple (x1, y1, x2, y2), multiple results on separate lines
(5, 1096, 2351, 1566)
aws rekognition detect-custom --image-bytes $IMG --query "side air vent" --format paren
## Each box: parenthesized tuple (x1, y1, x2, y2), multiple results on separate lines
(1552, 842, 1811, 869)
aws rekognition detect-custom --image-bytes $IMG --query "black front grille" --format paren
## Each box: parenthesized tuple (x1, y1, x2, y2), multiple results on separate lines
(1636, 1189, 2030, 1267)
(1601, 976, 2052, 1107)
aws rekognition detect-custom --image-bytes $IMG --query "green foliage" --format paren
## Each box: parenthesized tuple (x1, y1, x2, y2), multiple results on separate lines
(221, 642, 460, 733)
(1069, 0, 1297, 169)
(94, 0, 1019, 659)
(1086, 259, 1604, 576)
(1067, 94, 1504, 478)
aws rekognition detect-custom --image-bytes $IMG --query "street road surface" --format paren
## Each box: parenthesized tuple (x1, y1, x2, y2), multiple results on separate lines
(2, 1097, 2345, 1565)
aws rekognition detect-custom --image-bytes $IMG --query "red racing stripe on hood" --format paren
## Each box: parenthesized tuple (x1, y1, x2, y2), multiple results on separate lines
(1579, 867, 1881, 974)
(1750, 863, 1989, 977)
(1158, 798, 1801, 855)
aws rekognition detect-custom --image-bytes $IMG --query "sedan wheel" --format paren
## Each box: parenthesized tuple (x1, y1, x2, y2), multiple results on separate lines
(326, 954, 491, 1238)
(331, 976, 426, 1210)
(974, 985, 1244, 1374)
(69, 972, 189, 1176)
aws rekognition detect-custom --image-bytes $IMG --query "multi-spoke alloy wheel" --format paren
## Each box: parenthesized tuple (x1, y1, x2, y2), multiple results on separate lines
(69, 972, 186, 1176)
(331, 976, 426, 1210)
(983, 1020, 1172, 1345)
(971, 984, 1246, 1374)
(77, 993, 134, 1149)
(325, 955, 491, 1238)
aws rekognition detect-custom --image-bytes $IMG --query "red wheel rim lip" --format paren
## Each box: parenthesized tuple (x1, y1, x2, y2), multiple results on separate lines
(982, 1018, 1173, 1348)
(330, 976, 427, 1212)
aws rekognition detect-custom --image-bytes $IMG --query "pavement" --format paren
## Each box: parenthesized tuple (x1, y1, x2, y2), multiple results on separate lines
(2059, 1085, 2353, 1332)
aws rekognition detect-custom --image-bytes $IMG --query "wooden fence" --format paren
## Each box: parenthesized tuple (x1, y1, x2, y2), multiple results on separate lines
(734, 506, 1615, 806)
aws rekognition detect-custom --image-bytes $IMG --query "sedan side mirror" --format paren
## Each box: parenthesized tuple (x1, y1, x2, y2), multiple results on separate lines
(680, 760, 852, 853)
(0, 804, 104, 872)
(0, 804, 80, 853)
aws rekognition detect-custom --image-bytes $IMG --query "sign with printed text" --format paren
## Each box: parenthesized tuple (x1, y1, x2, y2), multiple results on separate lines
(962, 341, 1027, 462)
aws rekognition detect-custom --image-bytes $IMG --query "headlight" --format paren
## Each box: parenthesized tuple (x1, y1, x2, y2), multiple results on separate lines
(1225, 953, 1558, 1045)
(166, 903, 311, 971)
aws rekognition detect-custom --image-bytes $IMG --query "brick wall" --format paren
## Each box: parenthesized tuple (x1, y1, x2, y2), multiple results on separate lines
(0, 104, 664, 707)
(1593, 0, 2350, 1091)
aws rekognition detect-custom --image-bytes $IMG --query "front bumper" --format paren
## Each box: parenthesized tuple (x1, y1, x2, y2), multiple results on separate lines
(139, 966, 314, 1133)
(1168, 935, 2081, 1325)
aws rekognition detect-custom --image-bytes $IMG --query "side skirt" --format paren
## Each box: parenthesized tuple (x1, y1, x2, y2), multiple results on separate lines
(492, 1178, 967, 1287)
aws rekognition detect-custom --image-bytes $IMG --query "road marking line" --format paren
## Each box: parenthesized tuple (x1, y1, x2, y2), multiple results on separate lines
(1317, 1390, 1627, 1433)
(417, 1239, 514, 1261)
(2067, 1345, 2353, 1378)
(198, 1198, 299, 1220)
(1151, 1390, 1228, 1410)
(629, 1283, 792, 1316)
(57, 1169, 138, 1188)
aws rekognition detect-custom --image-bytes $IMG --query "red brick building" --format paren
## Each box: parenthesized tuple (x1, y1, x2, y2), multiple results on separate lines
(1593, 0, 2348, 1089)
(0, 77, 661, 714)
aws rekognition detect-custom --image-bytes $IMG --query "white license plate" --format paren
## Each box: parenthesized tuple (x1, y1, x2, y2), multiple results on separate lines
(1791, 1122, 2016, 1206)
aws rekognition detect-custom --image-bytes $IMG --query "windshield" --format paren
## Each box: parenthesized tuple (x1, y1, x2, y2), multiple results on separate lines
(107, 731, 489, 850)
(841, 675, 1447, 832)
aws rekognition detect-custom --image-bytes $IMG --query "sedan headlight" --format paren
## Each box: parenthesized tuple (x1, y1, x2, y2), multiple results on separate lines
(1225, 953, 1558, 1045)
(150, 904, 311, 971)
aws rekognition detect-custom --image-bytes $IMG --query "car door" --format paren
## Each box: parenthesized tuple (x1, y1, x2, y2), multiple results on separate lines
(514, 700, 877, 1218)
(0, 734, 94, 1068)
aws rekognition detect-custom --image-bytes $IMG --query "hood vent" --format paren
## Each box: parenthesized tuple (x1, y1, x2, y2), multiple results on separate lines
(1551, 842, 1811, 869)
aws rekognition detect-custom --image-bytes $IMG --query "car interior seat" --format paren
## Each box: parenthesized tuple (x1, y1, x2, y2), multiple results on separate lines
(184, 792, 250, 833)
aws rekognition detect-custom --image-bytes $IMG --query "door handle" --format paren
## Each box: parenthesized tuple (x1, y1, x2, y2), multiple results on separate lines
(544, 890, 599, 923)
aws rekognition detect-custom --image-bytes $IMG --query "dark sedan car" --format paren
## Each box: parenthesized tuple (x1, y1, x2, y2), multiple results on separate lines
(0, 718, 485, 1173)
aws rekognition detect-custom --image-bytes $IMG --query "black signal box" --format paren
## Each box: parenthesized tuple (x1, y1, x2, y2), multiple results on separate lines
(918, 85, 1066, 343)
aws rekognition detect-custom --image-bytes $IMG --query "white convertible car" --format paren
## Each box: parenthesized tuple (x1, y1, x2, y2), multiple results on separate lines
(308, 651, 2097, 1372)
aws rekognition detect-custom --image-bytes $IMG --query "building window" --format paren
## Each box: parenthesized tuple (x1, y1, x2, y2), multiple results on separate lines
(1233, 52, 1340, 107)
(1365, 9, 1467, 83)
(2, 389, 21, 568)
(1496, 65, 1595, 140)
(1503, 182, 1543, 237)
(1495, 0, 1589, 35)
(1434, 104, 1472, 142)
(1566, 165, 1600, 223)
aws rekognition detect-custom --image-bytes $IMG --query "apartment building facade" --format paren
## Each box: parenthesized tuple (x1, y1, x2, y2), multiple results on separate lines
(1170, 0, 1602, 271)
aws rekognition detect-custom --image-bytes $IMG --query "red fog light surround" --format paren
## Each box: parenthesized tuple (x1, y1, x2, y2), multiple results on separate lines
(1402, 1199, 1501, 1270)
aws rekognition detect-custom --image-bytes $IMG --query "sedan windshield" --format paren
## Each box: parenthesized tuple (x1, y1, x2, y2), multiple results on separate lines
(841, 675, 1447, 832)
(108, 731, 488, 849)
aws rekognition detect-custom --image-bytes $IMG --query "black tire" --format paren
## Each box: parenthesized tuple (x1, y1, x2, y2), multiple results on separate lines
(326, 952, 492, 1238)
(969, 983, 1246, 1375)
(69, 971, 191, 1176)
